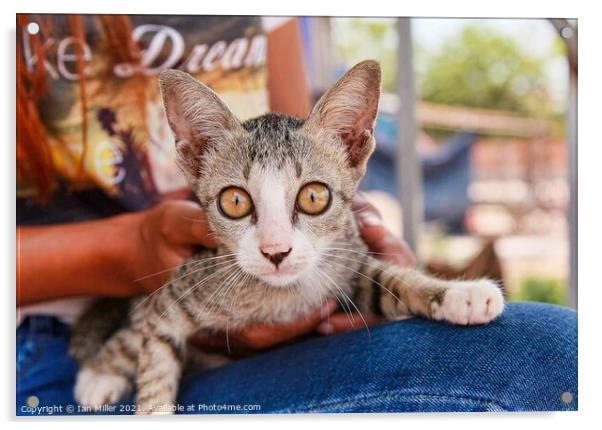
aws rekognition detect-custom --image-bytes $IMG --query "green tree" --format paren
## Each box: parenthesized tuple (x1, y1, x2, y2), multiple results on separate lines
(333, 18, 398, 92)
(333, 21, 563, 119)
(418, 26, 555, 117)
(513, 277, 566, 305)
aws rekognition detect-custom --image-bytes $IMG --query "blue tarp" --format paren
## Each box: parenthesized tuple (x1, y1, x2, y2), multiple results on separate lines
(360, 112, 477, 233)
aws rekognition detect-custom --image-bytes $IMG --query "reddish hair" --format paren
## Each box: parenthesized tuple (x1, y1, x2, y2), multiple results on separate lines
(16, 14, 143, 203)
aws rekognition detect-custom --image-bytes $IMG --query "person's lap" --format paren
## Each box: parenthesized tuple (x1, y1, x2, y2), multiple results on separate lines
(16, 302, 577, 415)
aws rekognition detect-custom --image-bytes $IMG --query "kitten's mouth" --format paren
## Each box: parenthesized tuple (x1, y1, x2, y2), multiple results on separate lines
(257, 267, 306, 287)
(236, 252, 314, 288)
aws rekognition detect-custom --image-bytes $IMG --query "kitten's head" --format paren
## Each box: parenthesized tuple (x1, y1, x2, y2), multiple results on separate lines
(159, 60, 381, 287)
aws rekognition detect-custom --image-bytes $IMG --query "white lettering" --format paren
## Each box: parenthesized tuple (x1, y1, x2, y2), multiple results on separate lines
(115, 24, 185, 77)
(221, 38, 249, 70)
(20, 24, 269, 81)
(21, 31, 59, 79)
(202, 41, 226, 72)
(57, 37, 92, 81)
(244, 35, 267, 67)
(184, 44, 208, 73)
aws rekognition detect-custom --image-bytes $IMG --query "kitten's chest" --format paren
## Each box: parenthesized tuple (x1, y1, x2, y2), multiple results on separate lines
(186, 265, 354, 330)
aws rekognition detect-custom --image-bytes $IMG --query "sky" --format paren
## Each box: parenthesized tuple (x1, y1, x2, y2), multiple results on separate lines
(413, 18, 559, 57)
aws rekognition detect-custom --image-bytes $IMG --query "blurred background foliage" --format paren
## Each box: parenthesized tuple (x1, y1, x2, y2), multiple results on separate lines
(513, 277, 566, 305)
(418, 26, 558, 118)
(333, 18, 398, 92)
(333, 19, 565, 119)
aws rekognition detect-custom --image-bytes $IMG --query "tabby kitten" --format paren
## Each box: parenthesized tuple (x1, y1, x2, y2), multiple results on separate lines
(72, 61, 504, 415)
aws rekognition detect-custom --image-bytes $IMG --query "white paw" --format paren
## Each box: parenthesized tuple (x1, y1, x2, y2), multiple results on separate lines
(432, 279, 504, 325)
(74, 368, 131, 408)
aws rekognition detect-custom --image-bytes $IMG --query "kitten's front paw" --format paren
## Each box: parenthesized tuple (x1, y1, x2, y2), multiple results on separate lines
(432, 279, 504, 325)
(74, 368, 131, 408)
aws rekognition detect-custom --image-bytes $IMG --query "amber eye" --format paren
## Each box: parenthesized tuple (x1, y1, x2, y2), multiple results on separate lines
(296, 182, 331, 215)
(218, 187, 253, 219)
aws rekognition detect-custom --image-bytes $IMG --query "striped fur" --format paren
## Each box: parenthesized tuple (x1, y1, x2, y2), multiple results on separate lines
(71, 61, 504, 415)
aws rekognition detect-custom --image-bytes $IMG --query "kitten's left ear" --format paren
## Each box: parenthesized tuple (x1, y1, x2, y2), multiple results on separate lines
(159, 69, 243, 184)
(303, 60, 381, 179)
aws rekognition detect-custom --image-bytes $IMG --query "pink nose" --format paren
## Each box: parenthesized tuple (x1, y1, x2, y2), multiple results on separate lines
(260, 247, 292, 268)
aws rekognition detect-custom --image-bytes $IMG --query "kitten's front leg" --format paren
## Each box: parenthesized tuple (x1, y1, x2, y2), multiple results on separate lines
(356, 257, 504, 325)
(135, 329, 185, 415)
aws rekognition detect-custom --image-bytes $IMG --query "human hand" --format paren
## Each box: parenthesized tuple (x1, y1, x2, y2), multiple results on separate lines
(191, 300, 338, 355)
(351, 192, 416, 267)
(129, 200, 219, 294)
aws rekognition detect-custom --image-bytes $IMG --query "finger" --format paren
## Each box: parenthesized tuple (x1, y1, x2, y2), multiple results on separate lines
(188, 331, 228, 351)
(351, 191, 372, 213)
(365, 231, 416, 267)
(352, 194, 390, 251)
(167, 201, 220, 248)
(385, 237, 416, 267)
(316, 312, 385, 335)
(353, 195, 416, 268)
(236, 299, 338, 349)
(352, 193, 390, 246)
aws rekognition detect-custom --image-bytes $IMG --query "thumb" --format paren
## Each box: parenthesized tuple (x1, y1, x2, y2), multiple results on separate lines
(163, 200, 220, 248)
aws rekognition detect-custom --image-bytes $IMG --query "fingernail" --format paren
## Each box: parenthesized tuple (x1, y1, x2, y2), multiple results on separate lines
(360, 213, 384, 227)
(322, 300, 337, 314)
(353, 192, 368, 205)
(317, 322, 334, 334)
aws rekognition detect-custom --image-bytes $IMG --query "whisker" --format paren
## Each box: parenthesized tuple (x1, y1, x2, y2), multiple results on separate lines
(159, 263, 237, 318)
(317, 264, 371, 340)
(321, 254, 404, 306)
(134, 257, 236, 310)
(350, 207, 371, 215)
(199, 270, 238, 316)
(226, 272, 250, 355)
(203, 266, 246, 315)
(133, 252, 235, 282)
(323, 251, 414, 291)
(159, 262, 239, 318)
(182, 216, 211, 224)
(301, 269, 330, 322)
(312, 264, 354, 326)
(308, 272, 327, 320)
(317, 267, 351, 311)
(319, 246, 408, 258)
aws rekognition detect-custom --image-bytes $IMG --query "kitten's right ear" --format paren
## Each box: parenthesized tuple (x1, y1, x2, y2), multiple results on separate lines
(302, 60, 381, 181)
(159, 69, 242, 183)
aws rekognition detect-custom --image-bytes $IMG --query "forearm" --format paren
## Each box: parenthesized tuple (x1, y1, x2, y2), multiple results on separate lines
(17, 213, 141, 306)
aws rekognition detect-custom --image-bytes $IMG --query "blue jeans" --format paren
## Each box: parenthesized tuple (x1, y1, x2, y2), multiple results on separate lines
(16, 302, 577, 415)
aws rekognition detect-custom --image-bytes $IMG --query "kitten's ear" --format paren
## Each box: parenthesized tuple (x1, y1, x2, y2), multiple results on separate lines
(303, 60, 381, 179)
(159, 69, 243, 183)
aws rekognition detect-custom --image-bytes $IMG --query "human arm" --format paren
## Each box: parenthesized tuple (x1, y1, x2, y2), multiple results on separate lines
(17, 200, 218, 306)
(265, 18, 312, 117)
